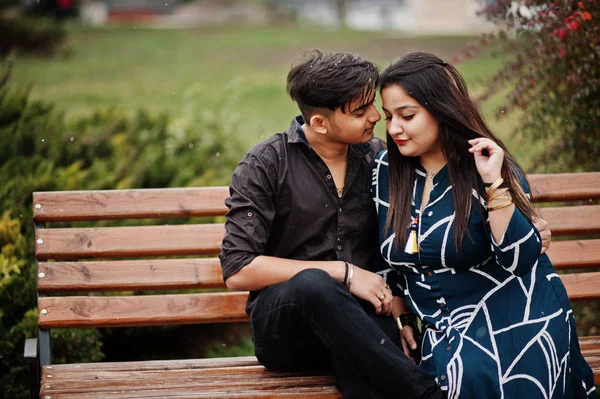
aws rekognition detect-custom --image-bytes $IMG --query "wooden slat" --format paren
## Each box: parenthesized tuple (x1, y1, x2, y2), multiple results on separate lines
(586, 355, 600, 385)
(35, 224, 224, 260)
(29, 173, 600, 223)
(33, 187, 229, 222)
(37, 292, 249, 328)
(561, 271, 600, 301)
(38, 386, 342, 399)
(547, 239, 600, 270)
(39, 362, 340, 399)
(529, 172, 600, 202)
(40, 367, 334, 389)
(580, 336, 600, 350)
(42, 356, 261, 372)
(537, 205, 600, 236)
(38, 258, 225, 292)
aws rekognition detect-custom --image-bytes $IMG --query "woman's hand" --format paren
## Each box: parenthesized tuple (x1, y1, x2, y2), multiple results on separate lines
(400, 325, 419, 362)
(468, 137, 504, 183)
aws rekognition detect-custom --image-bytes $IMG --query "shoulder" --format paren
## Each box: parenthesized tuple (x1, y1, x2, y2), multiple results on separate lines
(245, 133, 287, 165)
(357, 137, 387, 164)
(371, 149, 389, 185)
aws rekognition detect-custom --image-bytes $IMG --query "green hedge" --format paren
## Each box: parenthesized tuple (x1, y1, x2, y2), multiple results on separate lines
(0, 56, 244, 399)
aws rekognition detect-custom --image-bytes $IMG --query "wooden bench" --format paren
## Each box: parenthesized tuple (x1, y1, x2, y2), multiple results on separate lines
(25, 172, 600, 398)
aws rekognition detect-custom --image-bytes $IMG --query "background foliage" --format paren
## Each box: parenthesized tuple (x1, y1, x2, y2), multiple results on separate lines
(455, 0, 599, 172)
(0, 55, 244, 398)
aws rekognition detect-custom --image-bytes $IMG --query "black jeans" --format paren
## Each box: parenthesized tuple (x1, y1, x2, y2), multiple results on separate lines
(250, 269, 445, 399)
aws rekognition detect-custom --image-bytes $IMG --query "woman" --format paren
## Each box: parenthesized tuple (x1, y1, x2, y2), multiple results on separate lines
(372, 52, 595, 398)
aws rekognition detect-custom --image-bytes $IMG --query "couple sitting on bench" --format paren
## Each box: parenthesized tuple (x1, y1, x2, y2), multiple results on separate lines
(219, 50, 596, 399)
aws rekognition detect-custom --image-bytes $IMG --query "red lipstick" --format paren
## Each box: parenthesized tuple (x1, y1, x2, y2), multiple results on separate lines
(394, 139, 408, 146)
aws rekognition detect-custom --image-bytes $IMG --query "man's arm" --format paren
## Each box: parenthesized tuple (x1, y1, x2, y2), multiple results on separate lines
(220, 150, 393, 314)
(227, 255, 393, 315)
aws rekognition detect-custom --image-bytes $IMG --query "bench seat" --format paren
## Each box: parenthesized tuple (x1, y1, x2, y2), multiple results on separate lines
(29, 172, 600, 398)
(39, 356, 339, 399)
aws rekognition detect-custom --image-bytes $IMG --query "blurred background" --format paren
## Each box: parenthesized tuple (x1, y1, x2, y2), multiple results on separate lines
(1, 1, 598, 398)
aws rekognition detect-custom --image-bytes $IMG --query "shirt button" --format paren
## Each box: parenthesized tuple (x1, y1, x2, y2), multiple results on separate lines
(439, 302, 446, 308)
(326, 174, 332, 179)
(428, 211, 433, 217)
(247, 212, 253, 217)
(337, 245, 342, 250)
(440, 375, 446, 381)
(427, 272, 433, 277)
(446, 346, 452, 351)
(338, 208, 342, 213)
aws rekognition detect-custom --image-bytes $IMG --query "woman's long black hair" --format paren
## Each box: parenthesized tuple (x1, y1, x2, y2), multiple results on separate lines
(380, 52, 536, 250)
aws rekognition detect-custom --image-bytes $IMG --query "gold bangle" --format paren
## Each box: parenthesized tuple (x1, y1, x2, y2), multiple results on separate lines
(488, 199, 513, 212)
(487, 187, 510, 203)
(396, 316, 404, 331)
(485, 177, 504, 196)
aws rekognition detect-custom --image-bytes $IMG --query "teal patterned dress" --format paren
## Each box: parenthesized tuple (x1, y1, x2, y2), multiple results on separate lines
(371, 150, 596, 399)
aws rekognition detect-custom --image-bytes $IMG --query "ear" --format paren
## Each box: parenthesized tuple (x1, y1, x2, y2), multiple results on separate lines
(309, 114, 329, 135)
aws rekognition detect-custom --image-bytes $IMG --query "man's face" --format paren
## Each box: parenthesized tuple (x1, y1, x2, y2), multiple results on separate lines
(326, 90, 382, 145)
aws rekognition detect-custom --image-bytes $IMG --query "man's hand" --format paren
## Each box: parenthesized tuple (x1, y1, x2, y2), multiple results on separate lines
(350, 267, 393, 315)
(533, 216, 551, 255)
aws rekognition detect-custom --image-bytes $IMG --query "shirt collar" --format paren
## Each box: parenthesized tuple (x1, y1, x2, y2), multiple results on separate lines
(286, 115, 310, 147)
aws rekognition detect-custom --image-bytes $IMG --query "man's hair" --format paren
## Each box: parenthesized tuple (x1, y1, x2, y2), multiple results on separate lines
(286, 49, 380, 120)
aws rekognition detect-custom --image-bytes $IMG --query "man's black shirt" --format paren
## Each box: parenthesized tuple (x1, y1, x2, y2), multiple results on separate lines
(219, 116, 386, 313)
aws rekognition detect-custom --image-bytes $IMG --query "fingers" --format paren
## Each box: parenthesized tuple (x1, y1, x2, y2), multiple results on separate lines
(370, 292, 384, 314)
(533, 217, 552, 254)
(532, 216, 548, 231)
(468, 138, 502, 154)
(401, 326, 418, 351)
(400, 335, 413, 359)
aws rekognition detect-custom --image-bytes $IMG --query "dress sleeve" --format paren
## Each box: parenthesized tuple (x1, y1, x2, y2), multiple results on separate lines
(488, 177, 542, 276)
(219, 151, 277, 281)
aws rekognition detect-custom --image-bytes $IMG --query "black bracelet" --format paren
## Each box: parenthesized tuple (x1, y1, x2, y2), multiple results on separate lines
(484, 181, 508, 188)
(396, 312, 418, 330)
(343, 261, 349, 286)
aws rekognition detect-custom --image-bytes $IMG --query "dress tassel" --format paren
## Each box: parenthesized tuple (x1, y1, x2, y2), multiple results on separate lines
(404, 216, 419, 255)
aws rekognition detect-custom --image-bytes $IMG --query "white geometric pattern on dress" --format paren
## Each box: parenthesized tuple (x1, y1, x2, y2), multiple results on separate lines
(370, 150, 594, 398)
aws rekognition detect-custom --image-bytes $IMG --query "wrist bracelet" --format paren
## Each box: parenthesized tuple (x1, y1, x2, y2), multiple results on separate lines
(346, 262, 354, 289)
(343, 261, 349, 286)
(396, 312, 417, 331)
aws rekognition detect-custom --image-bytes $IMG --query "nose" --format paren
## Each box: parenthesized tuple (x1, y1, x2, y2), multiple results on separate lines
(368, 105, 381, 123)
(387, 117, 403, 135)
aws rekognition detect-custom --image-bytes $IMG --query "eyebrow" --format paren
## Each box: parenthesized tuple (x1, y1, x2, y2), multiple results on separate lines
(350, 92, 377, 113)
(382, 105, 419, 113)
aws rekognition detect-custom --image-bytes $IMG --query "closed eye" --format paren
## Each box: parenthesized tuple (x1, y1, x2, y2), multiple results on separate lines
(403, 114, 415, 121)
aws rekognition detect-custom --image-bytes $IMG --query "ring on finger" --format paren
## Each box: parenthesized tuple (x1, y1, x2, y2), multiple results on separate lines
(384, 284, 390, 289)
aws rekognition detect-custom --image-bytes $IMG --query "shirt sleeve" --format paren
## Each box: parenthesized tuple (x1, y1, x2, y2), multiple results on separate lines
(488, 177, 542, 277)
(219, 151, 278, 281)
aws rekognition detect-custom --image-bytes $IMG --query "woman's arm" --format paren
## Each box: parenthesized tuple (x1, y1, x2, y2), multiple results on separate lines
(469, 138, 542, 276)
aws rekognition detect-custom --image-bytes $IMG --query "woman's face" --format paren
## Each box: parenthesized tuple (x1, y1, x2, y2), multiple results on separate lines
(381, 84, 442, 159)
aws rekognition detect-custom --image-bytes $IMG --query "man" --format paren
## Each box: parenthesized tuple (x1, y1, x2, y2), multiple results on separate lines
(219, 49, 446, 399)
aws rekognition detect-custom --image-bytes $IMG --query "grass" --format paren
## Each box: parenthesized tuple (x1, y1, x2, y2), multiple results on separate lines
(11, 23, 533, 166)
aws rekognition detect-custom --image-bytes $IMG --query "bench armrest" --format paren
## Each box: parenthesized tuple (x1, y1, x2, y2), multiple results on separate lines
(24, 338, 40, 399)
(24, 338, 38, 363)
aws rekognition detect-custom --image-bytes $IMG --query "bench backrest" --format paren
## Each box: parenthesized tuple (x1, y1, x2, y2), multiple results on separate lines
(33, 173, 600, 364)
